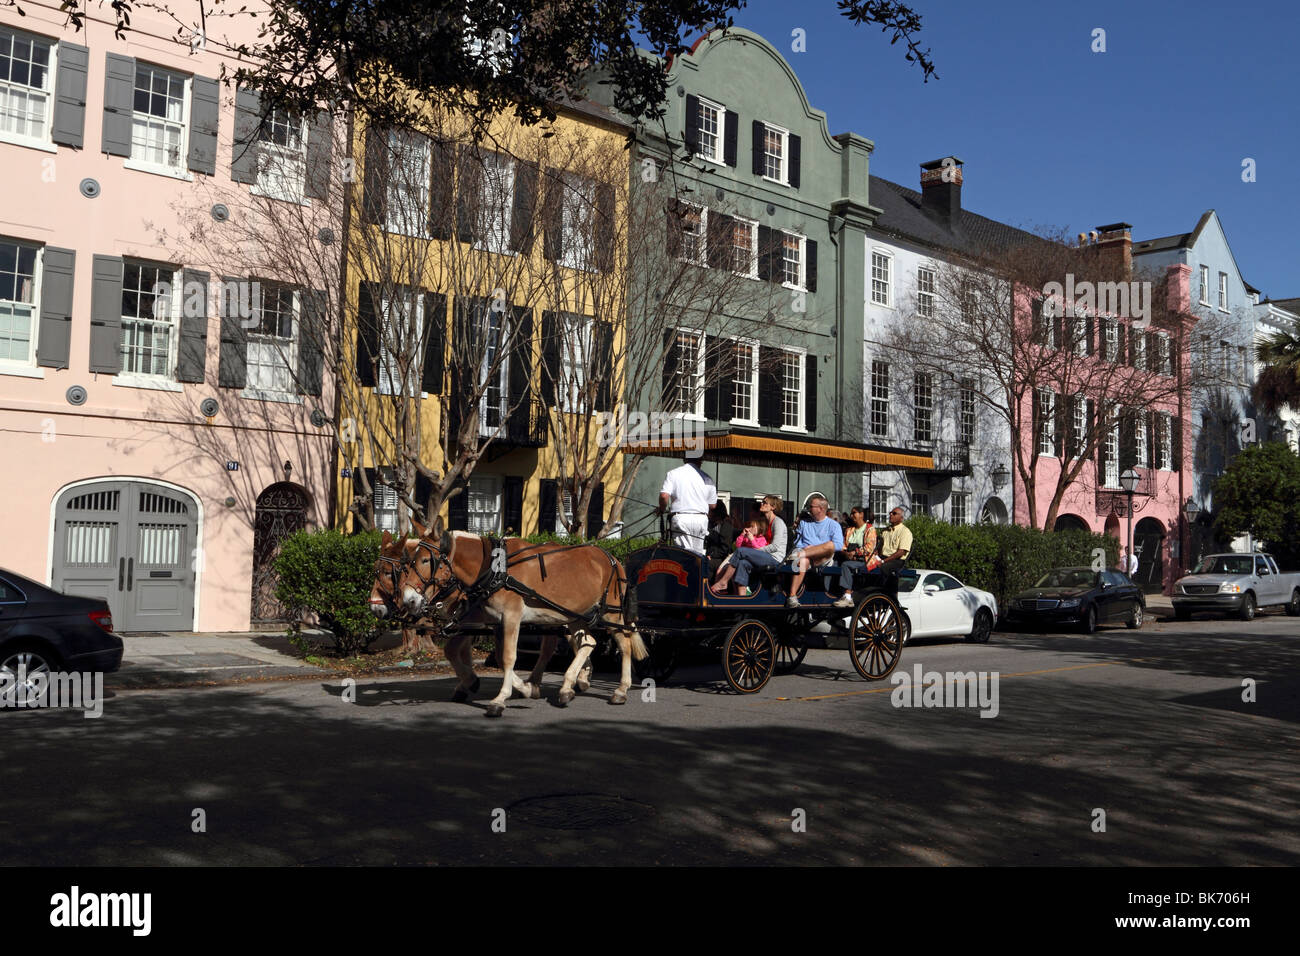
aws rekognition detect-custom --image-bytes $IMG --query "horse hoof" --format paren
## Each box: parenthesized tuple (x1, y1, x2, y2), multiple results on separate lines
(485, 703, 505, 718)
(609, 691, 627, 705)
(452, 688, 469, 704)
(576, 680, 590, 693)
(556, 689, 574, 707)
(529, 683, 542, 700)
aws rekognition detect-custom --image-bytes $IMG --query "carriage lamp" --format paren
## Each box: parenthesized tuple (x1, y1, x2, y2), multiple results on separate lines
(991, 464, 1009, 491)
(1183, 497, 1201, 523)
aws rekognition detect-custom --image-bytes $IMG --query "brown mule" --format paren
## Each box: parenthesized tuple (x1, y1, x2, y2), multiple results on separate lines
(398, 531, 647, 717)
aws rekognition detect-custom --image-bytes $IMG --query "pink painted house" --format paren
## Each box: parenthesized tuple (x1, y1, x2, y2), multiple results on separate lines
(1011, 226, 1196, 594)
(0, 3, 338, 631)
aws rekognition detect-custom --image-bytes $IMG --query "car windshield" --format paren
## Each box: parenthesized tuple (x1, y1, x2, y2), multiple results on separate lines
(1034, 569, 1095, 589)
(897, 570, 919, 593)
(1194, 555, 1254, 575)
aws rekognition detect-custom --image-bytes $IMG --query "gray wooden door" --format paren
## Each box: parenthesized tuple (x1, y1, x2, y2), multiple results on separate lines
(53, 482, 197, 631)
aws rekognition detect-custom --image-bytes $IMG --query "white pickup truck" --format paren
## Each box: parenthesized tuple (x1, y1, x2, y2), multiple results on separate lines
(1172, 553, 1300, 621)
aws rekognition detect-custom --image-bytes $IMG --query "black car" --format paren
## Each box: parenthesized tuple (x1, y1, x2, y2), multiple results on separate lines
(0, 568, 124, 687)
(1005, 567, 1144, 633)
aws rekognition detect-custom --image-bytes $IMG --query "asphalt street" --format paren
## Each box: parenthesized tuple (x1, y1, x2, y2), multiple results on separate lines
(4, 613, 1297, 866)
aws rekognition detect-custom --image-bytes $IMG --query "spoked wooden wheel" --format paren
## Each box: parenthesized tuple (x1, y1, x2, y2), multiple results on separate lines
(774, 633, 808, 674)
(848, 593, 904, 681)
(633, 632, 680, 683)
(721, 620, 776, 693)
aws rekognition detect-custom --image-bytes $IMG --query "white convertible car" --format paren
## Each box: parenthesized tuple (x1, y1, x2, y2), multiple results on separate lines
(896, 568, 998, 644)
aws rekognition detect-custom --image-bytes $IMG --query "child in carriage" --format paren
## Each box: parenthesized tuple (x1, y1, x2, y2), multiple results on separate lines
(733, 517, 769, 552)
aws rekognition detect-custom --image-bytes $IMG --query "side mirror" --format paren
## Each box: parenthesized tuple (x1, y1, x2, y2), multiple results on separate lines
(923, 584, 939, 595)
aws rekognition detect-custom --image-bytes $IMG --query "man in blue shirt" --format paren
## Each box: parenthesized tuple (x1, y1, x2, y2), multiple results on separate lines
(786, 494, 847, 608)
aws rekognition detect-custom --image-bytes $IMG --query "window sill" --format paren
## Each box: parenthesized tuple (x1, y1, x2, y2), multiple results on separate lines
(0, 364, 45, 379)
(781, 281, 808, 293)
(729, 417, 759, 428)
(250, 184, 310, 207)
(113, 375, 184, 392)
(761, 175, 790, 188)
(697, 153, 725, 168)
(0, 133, 56, 154)
(240, 388, 303, 404)
(779, 425, 808, 434)
(123, 158, 194, 182)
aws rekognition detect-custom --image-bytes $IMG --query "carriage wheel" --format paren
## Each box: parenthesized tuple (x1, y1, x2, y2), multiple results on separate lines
(633, 633, 680, 684)
(774, 634, 808, 675)
(721, 620, 776, 694)
(848, 593, 904, 681)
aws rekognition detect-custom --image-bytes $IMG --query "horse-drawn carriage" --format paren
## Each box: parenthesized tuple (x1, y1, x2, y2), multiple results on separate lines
(624, 542, 906, 693)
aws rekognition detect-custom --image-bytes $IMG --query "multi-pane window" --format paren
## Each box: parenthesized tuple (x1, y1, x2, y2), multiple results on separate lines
(762, 124, 786, 182)
(780, 232, 803, 288)
(673, 329, 705, 417)
(1071, 394, 1087, 459)
(916, 267, 935, 318)
(871, 251, 891, 306)
(1200, 265, 1210, 304)
(1157, 412, 1172, 469)
(869, 488, 890, 523)
(120, 261, 177, 376)
(914, 372, 933, 442)
(376, 289, 423, 397)
(373, 482, 400, 533)
(1036, 299, 1055, 347)
(731, 218, 757, 277)
(477, 302, 509, 434)
(1219, 340, 1232, 379)
(467, 476, 503, 534)
(959, 379, 975, 444)
(1103, 410, 1119, 487)
(1133, 330, 1146, 369)
(912, 492, 930, 517)
(731, 339, 758, 423)
(0, 239, 38, 364)
(1037, 388, 1055, 456)
(1071, 315, 1088, 356)
(0, 28, 53, 143)
(678, 203, 706, 265)
(1104, 317, 1118, 362)
(1218, 272, 1228, 310)
(475, 150, 517, 254)
(696, 99, 722, 163)
(951, 493, 970, 526)
(247, 283, 296, 393)
(1135, 409, 1148, 468)
(1237, 345, 1248, 385)
(557, 311, 592, 414)
(781, 349, 804, 429)
(558, 172, 595, 270)
(387, 129, 431, 237)
(131, 64, 187, 170)
(255, 108, 306, 202)
(870, 360, 889, 439)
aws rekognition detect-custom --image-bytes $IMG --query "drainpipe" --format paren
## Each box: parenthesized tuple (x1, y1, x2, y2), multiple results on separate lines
(829, 212, 845, 507)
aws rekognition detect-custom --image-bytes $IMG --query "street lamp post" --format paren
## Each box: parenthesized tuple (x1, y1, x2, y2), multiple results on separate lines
(1183, 497, 1201, 571)
(1119, 468, 1140, 577)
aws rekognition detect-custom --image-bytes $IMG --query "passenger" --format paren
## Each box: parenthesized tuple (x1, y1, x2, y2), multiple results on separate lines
(836, 506, 878, 593)
(786, 494, 848, 608)
(710, 495, 786, 597)
(705, 500, 739, 563)
(733, 517, 769, 552)
(876, 506, 913, 576)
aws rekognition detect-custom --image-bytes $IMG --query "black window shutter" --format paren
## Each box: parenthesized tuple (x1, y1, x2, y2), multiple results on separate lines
(503, 476, 524, 535)
(304, 110, 333, 200)
(422, 292, 447, 394)
(1115, 322, 1125, 365)
(684, 94, 700, 155)
(448, 484, 469, 532)
(540, 310, 560, 408)
(361, 124, 388, 225)
(100, 53, 135, 157)
(510, 159, 539, 253)
(187, 76, 220, 175)
(1145, 409, 1156, 467)
(508, 305, 534, 426)
(1094, 400, 1107, 476)
(592, 320, 614, 413)
(1172, 415, 1183, 470)
(176, 268, 209, 383)
(35, 247, 75, 370)
(1053, 312, 1064, 351)
(456, 145, 483, 243)
(1119, 409, 1136, 470)
(447, 298, 470, 440)
(427, 140, 455, 239)
(538, 479, 558, 534)
(1054, 392, 1067, 457)
(542, 169, 563, 262)
(715, 339, 735, 422)
(788, 133, 801, 188)
(661, 327, 679, 407)
(723, 110, 738, 166)
(757, 346, 782, 427)
(586, 483, 605, 539)
(805, 352, 817, 432)
(1145, 332, 1157, 372)
(296, 288, 325, 396)
(88, 255, 123, 374)
(51, 42, 88, 148)
(216, 275, 248, 388)
(806, 239, 817, 293)
(230, 87, 262, 183)
(355, 281, 379, 388)
(751, 120, 766, 176)
(594, 181, 615, 272)
(704, 337, 721, 420)
(756, 225, 773, 281)
(1085, 314, 1095, 355)
(665, 198, 683, 259)
(706, 211, 732, 269)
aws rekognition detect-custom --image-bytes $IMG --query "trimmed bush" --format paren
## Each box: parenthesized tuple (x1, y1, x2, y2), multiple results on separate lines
(521, 532, 659, 564)
(906, 516, 1120, 613)
(274, 528, 384, 655)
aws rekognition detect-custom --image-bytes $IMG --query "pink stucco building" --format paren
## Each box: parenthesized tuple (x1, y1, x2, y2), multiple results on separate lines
(0, 2, 337, 631)
(1011, 226, 1195, 594)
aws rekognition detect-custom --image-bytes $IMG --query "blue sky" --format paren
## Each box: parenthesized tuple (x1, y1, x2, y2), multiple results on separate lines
(726, 0, 1299, 299)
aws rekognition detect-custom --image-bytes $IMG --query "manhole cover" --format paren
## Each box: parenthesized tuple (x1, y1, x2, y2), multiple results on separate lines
(506, 793, 654, 830)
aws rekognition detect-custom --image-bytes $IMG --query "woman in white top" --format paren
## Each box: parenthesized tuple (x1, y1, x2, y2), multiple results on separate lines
(709, 495, 787, 597)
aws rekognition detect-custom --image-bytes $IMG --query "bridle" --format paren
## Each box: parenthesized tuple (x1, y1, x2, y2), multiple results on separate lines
(408, 538, 465, 619)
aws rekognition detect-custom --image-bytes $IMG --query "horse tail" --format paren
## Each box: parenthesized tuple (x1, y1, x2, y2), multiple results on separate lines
(627, 629, 648, 661)
(622, 573, 638, 626)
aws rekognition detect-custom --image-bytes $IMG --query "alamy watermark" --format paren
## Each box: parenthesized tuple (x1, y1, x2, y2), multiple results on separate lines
(1041, 274, 1151, 327)
(0, 667, 104, 719)
(596, 403, 705, 459)
(890, 664, 999, 718)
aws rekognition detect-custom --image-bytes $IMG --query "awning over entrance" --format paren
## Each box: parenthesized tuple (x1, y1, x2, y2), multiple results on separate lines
(624, 428, 934, 474)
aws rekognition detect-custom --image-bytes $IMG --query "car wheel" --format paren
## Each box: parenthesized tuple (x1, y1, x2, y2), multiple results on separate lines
(1080, 605, 1097, 634)
(1238, 592, 1256, 622)
(1126, 602, 1144, 629)
(0, 643, 63, 704)
(901, 614, 912, 645)
(967, 609, 993, 644)
(1286, 590, 1300, 617)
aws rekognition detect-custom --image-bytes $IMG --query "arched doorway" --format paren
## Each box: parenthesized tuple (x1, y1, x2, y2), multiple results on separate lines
(979, 496, 1009, 525)
(52, 479, 199, 631)
(251, 483, 310, 628)
(1133, 517, 1166, 592)
(1054, 514, 1090, 533)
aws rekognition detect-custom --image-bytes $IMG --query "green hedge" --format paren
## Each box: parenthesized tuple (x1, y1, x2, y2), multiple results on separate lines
(905, 516, 1120, 614)
(274, 529, 384, 655)
(521, 532, 659, 564)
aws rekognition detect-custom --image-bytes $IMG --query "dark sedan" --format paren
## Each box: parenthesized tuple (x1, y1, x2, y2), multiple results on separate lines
(0, 569, 124, 690)
(1004, 567, 1145, 633)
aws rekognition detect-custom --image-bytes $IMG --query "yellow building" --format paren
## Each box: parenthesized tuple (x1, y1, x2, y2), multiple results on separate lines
(335, 97, 631, 538)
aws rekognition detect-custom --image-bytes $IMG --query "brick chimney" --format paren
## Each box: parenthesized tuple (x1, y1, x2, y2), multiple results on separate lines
(920, 156, 964, 225)
(1094, 222, 1132, 276)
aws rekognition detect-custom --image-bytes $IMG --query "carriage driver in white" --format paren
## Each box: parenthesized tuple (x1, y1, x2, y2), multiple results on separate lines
(657, 453, 717, 556)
